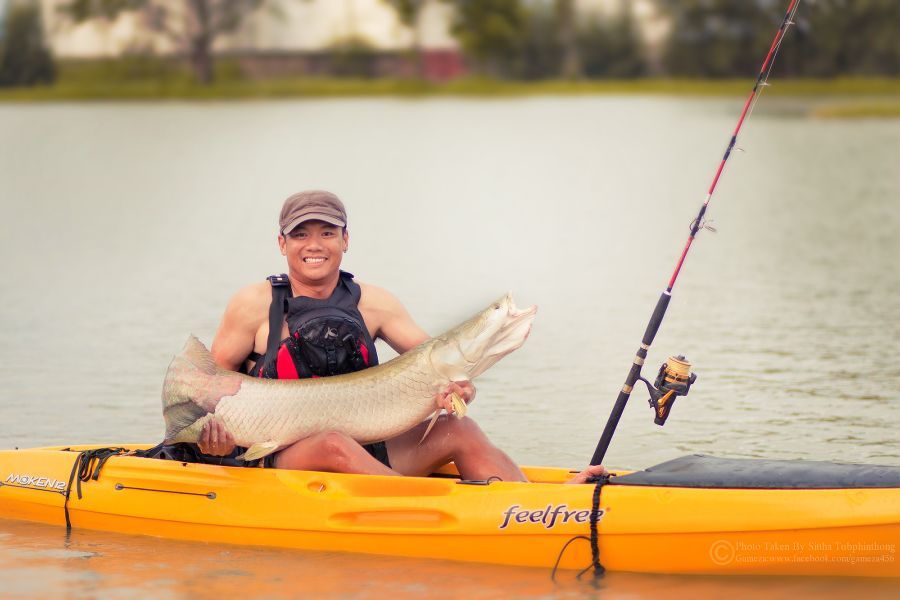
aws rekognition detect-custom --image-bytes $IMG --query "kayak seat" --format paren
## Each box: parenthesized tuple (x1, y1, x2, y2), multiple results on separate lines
(609, 454, 900, 489)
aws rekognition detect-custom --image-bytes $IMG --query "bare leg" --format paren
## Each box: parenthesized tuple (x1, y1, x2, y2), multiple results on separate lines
(273, 431, 400, 476)
(386, 416, 526, 482)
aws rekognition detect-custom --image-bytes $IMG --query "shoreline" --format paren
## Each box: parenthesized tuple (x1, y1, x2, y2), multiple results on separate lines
(1, 77, 898, 117)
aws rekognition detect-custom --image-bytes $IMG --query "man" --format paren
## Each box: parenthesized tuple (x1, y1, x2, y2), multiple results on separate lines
(203, 190, 604, 483)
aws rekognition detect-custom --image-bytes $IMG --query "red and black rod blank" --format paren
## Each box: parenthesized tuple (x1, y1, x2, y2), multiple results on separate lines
(590, 0, 801, 467)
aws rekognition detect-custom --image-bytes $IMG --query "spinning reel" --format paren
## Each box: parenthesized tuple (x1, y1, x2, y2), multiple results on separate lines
(638, 355, 697, 426)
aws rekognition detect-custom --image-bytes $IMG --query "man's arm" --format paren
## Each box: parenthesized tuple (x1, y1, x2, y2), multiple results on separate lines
(202, 283, 268, 456)
(359, 283, 475, 410)
(210, 283, 269, 371)
(359, 284, 429, 354)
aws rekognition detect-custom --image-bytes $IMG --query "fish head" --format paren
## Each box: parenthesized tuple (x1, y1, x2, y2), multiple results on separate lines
(429, 293, 537, 381)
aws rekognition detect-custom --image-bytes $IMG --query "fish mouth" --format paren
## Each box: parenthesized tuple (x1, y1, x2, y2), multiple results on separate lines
(454, 294, 538, 369)
(506, 294, 538, 321)
(490, 294, 538, 356)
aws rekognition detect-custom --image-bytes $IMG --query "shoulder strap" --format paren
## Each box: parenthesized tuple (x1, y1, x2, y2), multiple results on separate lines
(261, 274, 292, 368)
(338, 270, 361, 302)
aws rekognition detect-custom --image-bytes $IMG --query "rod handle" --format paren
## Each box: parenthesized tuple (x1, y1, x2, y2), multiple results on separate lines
(590, 291, 672, 466)
(642, 292, 671, 346)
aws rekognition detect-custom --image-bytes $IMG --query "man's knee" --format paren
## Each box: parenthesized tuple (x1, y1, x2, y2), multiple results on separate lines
(317, 430, 355, 452)
(452, 416, 483, 436)
(276, 430, 358, 471)
(444, 417, 491, 451)
(316, 430, 359, 470)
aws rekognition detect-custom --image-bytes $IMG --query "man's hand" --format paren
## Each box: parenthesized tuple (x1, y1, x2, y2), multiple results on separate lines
(198, 419, 236, 456)
(435, 380, 476, 414)
(566, 464, 609, 485)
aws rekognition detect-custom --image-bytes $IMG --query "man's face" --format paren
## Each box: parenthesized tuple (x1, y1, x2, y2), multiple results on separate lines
(278, 220, 349, 282)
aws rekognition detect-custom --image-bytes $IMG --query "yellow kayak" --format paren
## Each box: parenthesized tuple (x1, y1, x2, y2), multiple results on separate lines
(1, 444, 898, 577)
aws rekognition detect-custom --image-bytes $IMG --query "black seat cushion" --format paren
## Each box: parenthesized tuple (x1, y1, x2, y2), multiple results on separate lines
(608, 454, 900, 489)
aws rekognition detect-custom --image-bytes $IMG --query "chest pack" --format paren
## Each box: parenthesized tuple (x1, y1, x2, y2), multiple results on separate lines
(250, 271, 379, 379)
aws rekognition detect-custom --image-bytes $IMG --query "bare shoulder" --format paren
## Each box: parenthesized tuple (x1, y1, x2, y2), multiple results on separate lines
(225, 281, 271, 327)
(211, 281, 272, 371)
(357, 281, 404, 314)
(357, 281, 428, 353)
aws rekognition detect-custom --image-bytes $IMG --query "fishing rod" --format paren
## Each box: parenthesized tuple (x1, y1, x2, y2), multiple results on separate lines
(590, 0, 802, 466)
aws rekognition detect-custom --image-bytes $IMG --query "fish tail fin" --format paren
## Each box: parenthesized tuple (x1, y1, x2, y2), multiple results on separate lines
(181, 334, 221, 375)
(161, 335, 242, 442)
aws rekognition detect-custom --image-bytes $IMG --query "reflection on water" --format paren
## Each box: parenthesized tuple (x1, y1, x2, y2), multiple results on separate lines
(2, 518, 899, 600)
(0, 98, 898, 596)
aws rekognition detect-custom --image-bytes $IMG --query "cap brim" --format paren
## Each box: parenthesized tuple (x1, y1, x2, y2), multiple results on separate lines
(282, 212, 346, 234)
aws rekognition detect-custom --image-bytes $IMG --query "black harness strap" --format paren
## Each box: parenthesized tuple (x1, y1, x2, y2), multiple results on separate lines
(550, 473, 610, 584)
(585, 473, 609, 579)
(62, 447, 130, 531)
(259, 274, 292, 372)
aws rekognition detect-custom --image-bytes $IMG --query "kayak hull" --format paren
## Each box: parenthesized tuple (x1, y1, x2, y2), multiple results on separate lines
(1, 445, 898, 577)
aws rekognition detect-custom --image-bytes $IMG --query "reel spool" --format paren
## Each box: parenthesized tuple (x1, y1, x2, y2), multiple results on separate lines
(639, 355, 697, 426)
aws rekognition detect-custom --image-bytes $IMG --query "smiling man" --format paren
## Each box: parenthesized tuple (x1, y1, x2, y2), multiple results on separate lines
(202, 190, 604, 483)
(200, 190, 524, 480)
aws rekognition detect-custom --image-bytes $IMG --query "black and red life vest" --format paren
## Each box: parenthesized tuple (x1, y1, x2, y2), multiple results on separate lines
(249, 271, 379, 379)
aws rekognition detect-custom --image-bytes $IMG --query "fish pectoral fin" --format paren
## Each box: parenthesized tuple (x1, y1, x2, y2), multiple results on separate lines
(236, 441, 280, 462)
(448, 392, 467, 419)
(418, 409, 442, 446)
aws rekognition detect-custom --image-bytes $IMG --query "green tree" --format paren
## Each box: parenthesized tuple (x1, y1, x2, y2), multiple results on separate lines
(449, 0, 527, 77)
(384, 0, 426, 77)
(579, 3, 645, 78)
(518, 3, 560, 79)
(785, 0, 900, 76)
(0, 0, 57, 86)
(659, 0, 774, 78)
(555, 0, 580, 79)
(519, 0, 645, 80)
(660, 0, 900, 78)
(329, 35, 379, 78)
(61, 0, 268, 84)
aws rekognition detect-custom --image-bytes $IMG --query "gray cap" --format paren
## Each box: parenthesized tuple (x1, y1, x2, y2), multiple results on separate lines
(279, 190, 347, 235)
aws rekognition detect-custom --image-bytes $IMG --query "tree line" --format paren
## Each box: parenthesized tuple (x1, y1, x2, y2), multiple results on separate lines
(1, 0, 897, 87)
(660, 0, 900, 78)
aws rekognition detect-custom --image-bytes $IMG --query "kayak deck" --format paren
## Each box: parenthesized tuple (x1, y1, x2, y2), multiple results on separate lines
(1, 444, 898, 577)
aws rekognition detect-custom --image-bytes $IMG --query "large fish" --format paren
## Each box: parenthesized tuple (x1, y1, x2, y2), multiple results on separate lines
(162, 293, 537, 461)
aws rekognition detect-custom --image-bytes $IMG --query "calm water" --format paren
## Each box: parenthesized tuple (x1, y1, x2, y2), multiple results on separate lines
(1, 97, 898, 597)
